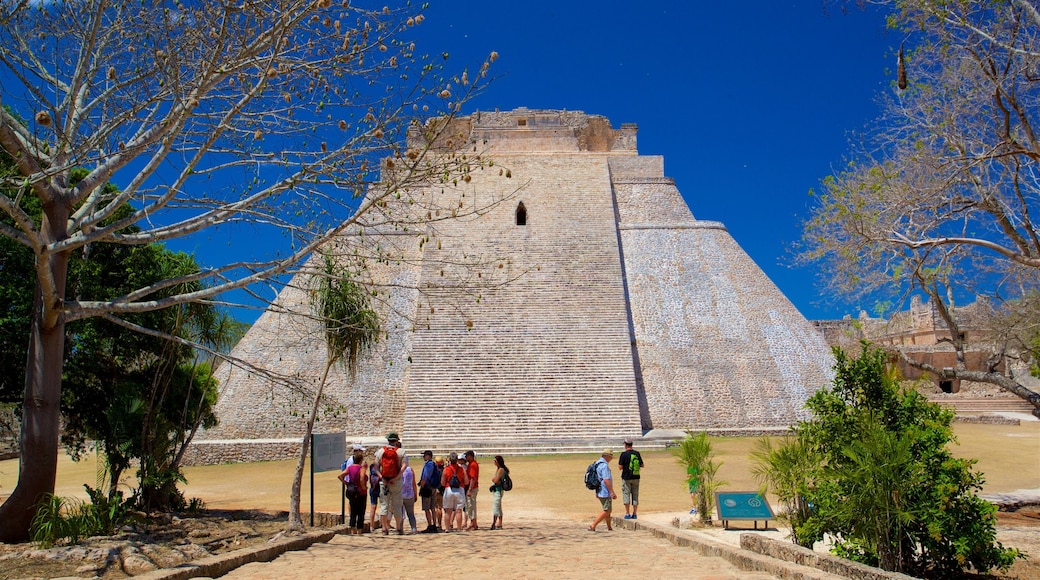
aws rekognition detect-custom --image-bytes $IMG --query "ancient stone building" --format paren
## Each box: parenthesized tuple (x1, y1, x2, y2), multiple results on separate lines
(815, 297, 1015, 394)
(189, 108, 834, 463)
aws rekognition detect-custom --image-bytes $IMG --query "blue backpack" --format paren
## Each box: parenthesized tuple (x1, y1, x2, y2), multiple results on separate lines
(584, 462, 601, 491)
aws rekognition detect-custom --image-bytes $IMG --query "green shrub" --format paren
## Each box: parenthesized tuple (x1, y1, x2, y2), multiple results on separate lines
(786, 344, 1021, 577)
(30, 486, 135, 547)
(672, 431, 725, 523)
(30, 494, 87, 547)
(185, 497, 206, 514)
(750, 435, 818, 547)
(82, 484, 132, 536)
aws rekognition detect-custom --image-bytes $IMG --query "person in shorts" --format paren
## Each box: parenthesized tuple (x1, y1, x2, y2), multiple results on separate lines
(618, 438, 644, 519)
(588, 449, 616, 532)
(464, 450, 480, 530)
(375, 432, 405, 535)
(418, 450, 439, 533)
(440, 452, 469, 532)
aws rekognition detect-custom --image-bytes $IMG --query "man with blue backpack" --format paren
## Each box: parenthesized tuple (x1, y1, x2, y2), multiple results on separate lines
(586, 449, 616, 532)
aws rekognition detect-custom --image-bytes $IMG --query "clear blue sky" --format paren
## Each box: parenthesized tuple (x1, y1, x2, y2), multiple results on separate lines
(4, 2, 898, 324)
(399, 1, 898, 322)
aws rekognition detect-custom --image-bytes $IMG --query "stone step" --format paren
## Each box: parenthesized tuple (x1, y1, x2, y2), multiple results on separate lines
(930, 397, 1035, 412)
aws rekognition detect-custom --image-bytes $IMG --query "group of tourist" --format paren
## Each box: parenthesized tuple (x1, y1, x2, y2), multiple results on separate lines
(337, 432, 511, 535)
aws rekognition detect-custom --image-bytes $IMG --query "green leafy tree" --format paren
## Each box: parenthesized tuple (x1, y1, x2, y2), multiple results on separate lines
(794, 344, 1019, 577)
(0, 0, 497, 541)
(802, 0, 1040, 416)
(2, 148, 223, 508)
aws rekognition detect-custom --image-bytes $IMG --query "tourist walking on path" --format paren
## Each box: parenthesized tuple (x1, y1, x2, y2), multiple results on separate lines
(618, 438, 644, 520)
(441, 452, 469, 532)
(400, 457, 418, 534)
(418, 450, 440, 533)
(588, 449, 616, 532)
(375, 432, 406, 535)
(489, 455, 509, 530)
(464, 450, 480, 530)
(338, 447, 368, 534)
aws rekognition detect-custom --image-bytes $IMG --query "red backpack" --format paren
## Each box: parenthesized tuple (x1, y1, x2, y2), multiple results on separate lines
(381, 446, 401, 480)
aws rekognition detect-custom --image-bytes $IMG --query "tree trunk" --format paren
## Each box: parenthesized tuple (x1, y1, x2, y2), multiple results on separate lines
(0, 205, 70, 542)
(287, 358, 334, 532)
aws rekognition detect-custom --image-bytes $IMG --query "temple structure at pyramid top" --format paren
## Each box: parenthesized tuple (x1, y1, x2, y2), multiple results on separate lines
(189, 108, 833, 463)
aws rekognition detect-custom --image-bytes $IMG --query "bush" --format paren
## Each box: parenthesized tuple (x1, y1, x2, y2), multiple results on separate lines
(30, 486, 135, 547)
(672, 432, 725, 523)
(30, 494, 87, 547)
(750, 435, 818, 547)
(779, 344, 1021, 577)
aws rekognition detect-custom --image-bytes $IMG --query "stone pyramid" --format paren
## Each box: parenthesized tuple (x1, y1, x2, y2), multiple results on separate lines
(189, 108, 833, 463)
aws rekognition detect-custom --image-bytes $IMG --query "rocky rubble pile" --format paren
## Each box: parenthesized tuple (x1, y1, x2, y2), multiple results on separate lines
(0, 510, 286, 579)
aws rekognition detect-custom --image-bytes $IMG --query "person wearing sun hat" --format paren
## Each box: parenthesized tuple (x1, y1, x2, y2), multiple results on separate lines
(375, 431, 405, 535)
(588, 449, 617, 532)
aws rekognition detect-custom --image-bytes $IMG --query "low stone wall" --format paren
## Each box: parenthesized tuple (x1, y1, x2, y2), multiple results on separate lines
(182, 440, 301, 466)
(739, 534, 919, 580)
(133, 518, 349, 580)
(953, 414, 1021, 425)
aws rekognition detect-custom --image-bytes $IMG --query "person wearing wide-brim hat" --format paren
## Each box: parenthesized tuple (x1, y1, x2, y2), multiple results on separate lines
(375, 432, 405, 535)
(588, 449, 617, 532)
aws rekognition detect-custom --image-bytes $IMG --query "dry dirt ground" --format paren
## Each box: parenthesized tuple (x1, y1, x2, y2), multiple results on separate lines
(1, 420, 1038, 579)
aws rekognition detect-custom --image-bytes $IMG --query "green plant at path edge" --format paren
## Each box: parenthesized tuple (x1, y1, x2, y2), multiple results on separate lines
(672, 432, 725, 523)
(750, 435, 818, 547)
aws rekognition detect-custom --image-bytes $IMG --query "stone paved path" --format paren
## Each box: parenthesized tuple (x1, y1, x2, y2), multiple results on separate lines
(219, 516, 779, 579)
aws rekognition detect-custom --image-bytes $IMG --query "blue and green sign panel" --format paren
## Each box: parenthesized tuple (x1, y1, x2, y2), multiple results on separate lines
(714, 491, 774, 528)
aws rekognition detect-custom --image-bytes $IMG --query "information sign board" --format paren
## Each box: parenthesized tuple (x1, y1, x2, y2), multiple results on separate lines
(714, 491, 774, 528)
(312, 432, 346, 473)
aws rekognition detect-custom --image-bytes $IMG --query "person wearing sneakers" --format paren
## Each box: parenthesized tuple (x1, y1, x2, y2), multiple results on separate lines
(418, 450, 440, 533)
(400, 456, 419, 534)
(375, 432, 406, 535)
(588, 449, 617, 532)
(618, 438, 644, 520)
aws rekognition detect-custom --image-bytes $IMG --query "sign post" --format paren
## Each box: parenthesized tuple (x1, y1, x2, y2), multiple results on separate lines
(310, 432, 346, 527)
(714, 491, 774, 529)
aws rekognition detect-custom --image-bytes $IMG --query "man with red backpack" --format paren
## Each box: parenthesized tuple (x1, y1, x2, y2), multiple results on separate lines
(375, 432, 405, 535)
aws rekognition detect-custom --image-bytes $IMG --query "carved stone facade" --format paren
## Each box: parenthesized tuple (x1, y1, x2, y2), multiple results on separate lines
(188, 109, 834, 463)
(813, 296, 1016, 393)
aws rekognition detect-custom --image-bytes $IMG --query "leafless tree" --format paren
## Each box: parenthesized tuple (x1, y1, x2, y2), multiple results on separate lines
(802, 0, 1040, 416)
(0, 0, 499, 541)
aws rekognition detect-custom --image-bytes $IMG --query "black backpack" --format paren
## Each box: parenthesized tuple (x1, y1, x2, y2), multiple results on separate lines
(584, 462, 601, 490)
(501, 470, 513, 492)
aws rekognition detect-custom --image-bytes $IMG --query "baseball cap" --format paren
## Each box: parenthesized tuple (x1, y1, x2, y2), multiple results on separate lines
(386, 431, 400, 442)
(423, 449, 433, 457)
(623, 438, 633, 445)
(351, 443, 365, 451)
